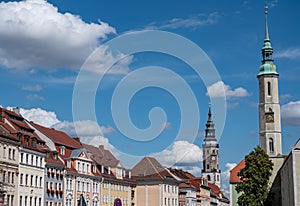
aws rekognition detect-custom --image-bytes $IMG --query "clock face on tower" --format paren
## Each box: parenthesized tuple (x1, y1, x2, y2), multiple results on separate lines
(212, 156, 216, 161)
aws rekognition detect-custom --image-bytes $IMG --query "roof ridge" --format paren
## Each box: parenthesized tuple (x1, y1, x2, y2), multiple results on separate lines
(146, 157, 164, 180)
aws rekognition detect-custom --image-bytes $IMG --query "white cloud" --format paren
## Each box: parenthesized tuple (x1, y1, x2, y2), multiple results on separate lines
(152, 141, 202, 175)
(206, 81, 250, 99)
(18, 106, 119, 156)
(281, 101, 300, 126)
(19, 107, 60, 127)
(147, 12, 219, 30)
(0, 0, 123, 71)
(26, 94, 44, 101)
(275, 48, 300, 59)
(221, 162, 237, 197)
(22, 84, 43, 92)
(53, 120, 115, 137)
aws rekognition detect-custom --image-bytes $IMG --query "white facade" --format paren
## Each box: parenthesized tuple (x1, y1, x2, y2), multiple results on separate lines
(18, 147, 45, 206)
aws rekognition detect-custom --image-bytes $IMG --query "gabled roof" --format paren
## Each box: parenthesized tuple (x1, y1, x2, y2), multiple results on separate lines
(30, 122, 82, 149)
(208, 182, 229, 201)
(82, 144, 120, 167)
(132, 157, 177, 183)
(132, 157, 165, 177)
(70, 148, 87, 158)
(230, 159, 245, 183)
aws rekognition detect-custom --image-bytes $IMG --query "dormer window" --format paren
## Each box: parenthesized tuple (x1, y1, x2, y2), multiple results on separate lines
(53, 153, 58, 160)
(60, 146, 65, 156)
(32, 138, 37, 148)
(67, 160, 71, 168)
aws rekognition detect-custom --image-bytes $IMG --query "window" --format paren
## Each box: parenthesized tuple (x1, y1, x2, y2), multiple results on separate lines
(269, 138, 274, 153)
(60, 146, 65, 155)
(77, 181, 81, 192)
(12, 149, 15, 160)
(77, 162, 80, 171)
(86, 164, 90, 173)
(25, 174, 28, 186)
(39, 177, 42, 187)
(30, 175, 34, 186)
(20, 196, 22, 206)
(31, 155, 34, 165)
(26, 154, 29, 164)
(267, 81, 271, 96)
(3, 146, 6, 158)
(8, 148, 11, 159)
(7, 172, 10, 183)
(21, 153, 24, 163)
(2, 171, 6, 183)
(207, 175, 211, 181)
(20, 173, 23, 185)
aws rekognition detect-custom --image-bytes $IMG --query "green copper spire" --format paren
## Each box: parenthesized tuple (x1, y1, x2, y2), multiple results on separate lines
(258, 4, 278, 76)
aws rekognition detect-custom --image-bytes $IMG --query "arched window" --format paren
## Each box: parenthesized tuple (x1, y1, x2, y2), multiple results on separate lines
(267, 82, 271, 96)
(207, 175, 211, 181)
(269, 138, 274, 153)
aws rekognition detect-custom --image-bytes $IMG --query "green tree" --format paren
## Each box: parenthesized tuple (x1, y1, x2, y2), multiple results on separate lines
(236, 146, 273, 206)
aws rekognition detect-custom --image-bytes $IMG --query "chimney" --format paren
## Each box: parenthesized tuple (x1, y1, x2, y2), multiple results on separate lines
(123, 170, 126, 177)
(108, 167, 111, 175)
(13, 107, 20, 115)
(99, 145, 104, 151)
(73, 137, 81, 143)
(129, 171, 131, 179)
(101, 165, 104, 173)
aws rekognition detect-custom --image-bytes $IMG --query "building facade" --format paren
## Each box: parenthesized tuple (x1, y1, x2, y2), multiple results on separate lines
(132, 157, 179, 206)
(0, 125, 19, 206)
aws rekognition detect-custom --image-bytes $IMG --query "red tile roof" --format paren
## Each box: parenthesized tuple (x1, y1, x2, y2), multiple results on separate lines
(168, 168, 196, 180)
(179, 182, 196, 189)
(82, 144, 120, 167)
(230, 159, 245, 183)
(30, 122, 82, 149)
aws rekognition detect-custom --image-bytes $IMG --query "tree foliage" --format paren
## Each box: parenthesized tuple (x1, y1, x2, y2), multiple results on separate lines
(236, 146, 273, 206)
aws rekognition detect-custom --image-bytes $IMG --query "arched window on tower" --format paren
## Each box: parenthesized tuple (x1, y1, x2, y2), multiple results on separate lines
(267, 82, 271, 96)
(269, 138, 274, 153)
(207, 175, 211, 181)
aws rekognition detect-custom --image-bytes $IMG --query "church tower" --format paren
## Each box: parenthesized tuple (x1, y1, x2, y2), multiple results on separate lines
(257, 6, 282, 156)
(202, 104, 221, 187)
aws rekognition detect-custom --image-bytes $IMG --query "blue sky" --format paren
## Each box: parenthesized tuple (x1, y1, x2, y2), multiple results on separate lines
(1, 0, 300, 192)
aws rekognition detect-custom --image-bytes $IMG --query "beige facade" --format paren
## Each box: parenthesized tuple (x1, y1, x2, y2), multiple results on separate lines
(136, 183, 178, 206)
(258, 75, 282, 157)
(268, 139, 300, 206)
(0, 133, 19, 206)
